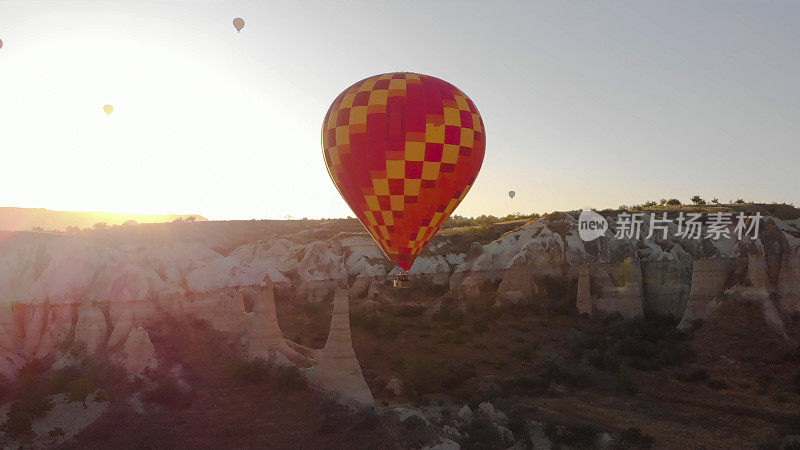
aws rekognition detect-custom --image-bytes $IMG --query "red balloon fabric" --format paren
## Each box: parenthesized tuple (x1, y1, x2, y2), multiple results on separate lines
(322, 72, 486, 271)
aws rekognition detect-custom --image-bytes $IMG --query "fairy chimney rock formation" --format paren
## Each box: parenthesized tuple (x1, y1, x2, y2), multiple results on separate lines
(36, 305, 76, 359)
(74, 302, 108, 354)
(246, 282, 287, 360)
(245, 281, 314, 367)
(107, 309, 135, 348)
(308, 288, 375, 410)
(124, 326, 157, 374)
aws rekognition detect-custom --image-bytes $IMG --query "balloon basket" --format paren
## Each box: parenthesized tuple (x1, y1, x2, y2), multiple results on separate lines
(393, 273, 410, 289)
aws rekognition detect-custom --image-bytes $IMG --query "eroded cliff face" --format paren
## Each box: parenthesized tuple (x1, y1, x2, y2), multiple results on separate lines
(448, 212, 800, 329)
(1, 209, 800, 378)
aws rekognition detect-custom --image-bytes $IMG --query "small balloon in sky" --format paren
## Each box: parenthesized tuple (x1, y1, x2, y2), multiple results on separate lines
(103, 104, 114, 116)
(508, 190, 515, 198)
(0, 39, 3, 50)
(233, 17, 245, 33)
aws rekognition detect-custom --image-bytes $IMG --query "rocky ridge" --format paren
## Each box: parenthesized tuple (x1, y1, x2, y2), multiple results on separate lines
(0, 208, 798, 404)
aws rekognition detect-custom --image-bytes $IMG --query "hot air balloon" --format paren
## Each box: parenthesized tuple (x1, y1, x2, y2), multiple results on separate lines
(0, 39, 3, 50)
(233, 18, 245, 33)
(508, 191, 515, 198)
(322, 72, 485, 286)
(103, 104, 114, 116)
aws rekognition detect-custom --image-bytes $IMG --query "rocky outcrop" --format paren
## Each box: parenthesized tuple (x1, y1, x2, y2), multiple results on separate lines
(678, 258, 734, 329)
(307, 288, 374, 410)
(182, 291, 250, 333)
(409, 255, 452, 286)
(107, 309, 135, 348)
(777, 253, 800, 313)
(305, 280, 338, 303)
(385, 377, 403, 396)
(641, 249, 692, 319)
(457, 405, 474, 422)
(349, 276, 373, 299)
(36, 305, 76, 358)
(3, 207, 800, 357)
(747, 253, 769, 289)
(22, 305, 47, 356)
(212, 292, 249, 333)
(449, 269, 504, 303)
(494, 259, 538, 306)
(0, 303, 18, 351)
(593, 259, 645, 318)
(123, 327, 157, 375)
(73, 302, 108, 354)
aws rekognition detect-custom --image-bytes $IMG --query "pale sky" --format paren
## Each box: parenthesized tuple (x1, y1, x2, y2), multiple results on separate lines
(1, 1, 798, 220)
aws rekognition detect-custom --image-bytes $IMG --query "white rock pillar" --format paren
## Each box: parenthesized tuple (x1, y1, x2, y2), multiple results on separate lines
(74, 302, 108, 354)
(308, 288, 374, 410)
(246, 282, 288, 361)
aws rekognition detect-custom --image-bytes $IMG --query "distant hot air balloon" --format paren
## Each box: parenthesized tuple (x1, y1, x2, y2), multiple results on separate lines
(508, 190, 515, 198)
(103, 104, 114, 116)
(233, 17, 245, 33)
(0, 38, 3, 50)
(322, 72, 486, 280)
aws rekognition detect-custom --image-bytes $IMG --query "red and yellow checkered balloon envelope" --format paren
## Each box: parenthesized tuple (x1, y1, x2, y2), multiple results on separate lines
(322, 72, 485, 271)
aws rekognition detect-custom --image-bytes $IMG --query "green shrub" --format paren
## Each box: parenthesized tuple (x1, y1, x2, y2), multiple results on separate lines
(401, 355, 445, 396)
(356, 409, 379, 430)
(615, 367, 639, 395)
(302, 302, 322, 316)
(442, 363, 476, 390)
(471, 317, 489, 334)
(691, 195, 706, 205)
(793, 370, 800, 394)
(15, 359, 50, 392)
(756, 374, 774, 394)
(539, 276, 578, 315)
(676, 368, 709, 383)
(2, 392, 54, 437)
(706, 379, 729, 390)
(552, 422, 603, 448)
(402, 415, 427, 429)
(618, 427, 655, 448)
(503, 373, 548, 394)
(511, 344, 534, 362)
(572, 316, 689, 372)
(350, 311, 402, 340)
(232, 358, 272, 384)
(432, 306, 465, 326)
(141, 381, 187, 407)
(464, 418, 502, 446)
(536, 354, 596, 388)
(65, 377, 93, 403)
(394, 305, 426, 318)
(49, 358, 126, 402)
(274, 365, 307, 391)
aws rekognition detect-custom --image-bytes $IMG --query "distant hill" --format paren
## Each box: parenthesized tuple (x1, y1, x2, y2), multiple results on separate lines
(0, 207, 207, 232)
